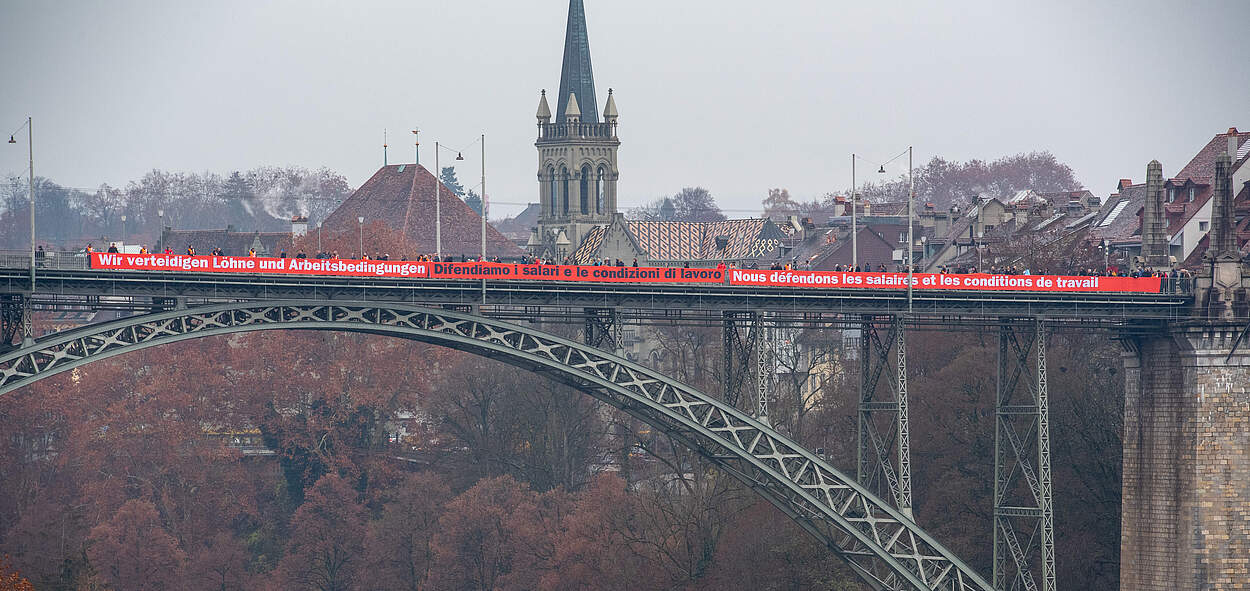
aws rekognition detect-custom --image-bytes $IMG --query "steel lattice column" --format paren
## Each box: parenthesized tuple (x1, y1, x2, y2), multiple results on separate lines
(756, 312, 773, 425)
(993, 317, 1055, 591)
(722, 311, 758, 409)
(857, 314, 913, 519)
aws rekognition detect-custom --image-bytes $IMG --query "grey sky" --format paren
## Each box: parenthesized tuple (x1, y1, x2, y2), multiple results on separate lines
(2, 0, 1247, 220)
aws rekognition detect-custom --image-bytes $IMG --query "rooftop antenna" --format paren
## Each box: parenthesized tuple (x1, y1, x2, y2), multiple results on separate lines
(383, 129, 388, 166)
(412, 128, 420, 165)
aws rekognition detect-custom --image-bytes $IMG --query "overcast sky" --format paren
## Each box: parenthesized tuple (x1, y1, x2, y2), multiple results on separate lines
(2, 0, 1248, 219)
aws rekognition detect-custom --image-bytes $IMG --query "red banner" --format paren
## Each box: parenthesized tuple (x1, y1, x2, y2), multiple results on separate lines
(427, 262, 725, 283)
(91, 253, 431, 278)
(725, 269, 1161, 293)
(89, 254, 1162, 293)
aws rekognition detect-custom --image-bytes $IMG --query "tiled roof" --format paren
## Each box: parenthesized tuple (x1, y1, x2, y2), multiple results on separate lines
(572, 218, 783, 263)
(865, 201, 909, 216)
(1176, 130, 1249, 183)
(1089, 183, 1145, 244)
(322, 164, 521, 258)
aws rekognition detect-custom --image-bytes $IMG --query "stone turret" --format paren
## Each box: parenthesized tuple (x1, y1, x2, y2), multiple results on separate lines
(1194, 150, 1249, 320)
(1141, 160, 1170, 269)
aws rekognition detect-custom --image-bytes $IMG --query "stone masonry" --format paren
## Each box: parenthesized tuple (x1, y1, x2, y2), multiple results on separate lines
(1121, 325, 1250, 590)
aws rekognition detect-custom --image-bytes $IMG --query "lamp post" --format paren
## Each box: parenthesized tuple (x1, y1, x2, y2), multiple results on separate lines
(9, 117, 34, 292)
(317, 222, 322, 254)
(120, 215, 127, 247)
(1102, 238, 1111, 273)
(433, 142, 466, 259)
(357, 216, 364, 259)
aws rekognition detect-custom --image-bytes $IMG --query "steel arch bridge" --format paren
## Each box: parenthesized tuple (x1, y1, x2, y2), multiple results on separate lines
(0, 300, 993, 591)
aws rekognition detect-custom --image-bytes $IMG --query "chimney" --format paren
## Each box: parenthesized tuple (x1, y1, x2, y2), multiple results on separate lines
(1229, 128, 1240, 159)
(291, 215, 308, 237)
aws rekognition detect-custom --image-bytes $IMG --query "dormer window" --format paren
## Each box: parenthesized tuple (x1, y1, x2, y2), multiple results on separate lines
(1168, 187, 1176, 203)
(1188, 187, 1195, 201)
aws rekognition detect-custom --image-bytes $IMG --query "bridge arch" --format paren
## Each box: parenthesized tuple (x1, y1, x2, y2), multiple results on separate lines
(0, 301, 991, 591)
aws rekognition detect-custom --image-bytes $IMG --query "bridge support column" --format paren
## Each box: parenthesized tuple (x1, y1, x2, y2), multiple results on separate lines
(0, 294, 31, 349)
(583, 308, 622, 354)
(993, 318, 1054, 591)
(1121, 324, 1250, 591)
(857, 314, 913, 519)
(722, 311, 758, 409)
(755, 313, 772, 425)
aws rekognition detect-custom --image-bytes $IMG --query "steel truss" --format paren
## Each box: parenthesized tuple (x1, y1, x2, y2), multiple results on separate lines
(0, 301, 992, 590)
(583, 307, 623, 352)
(722, 311, 758, 409)
(993, 318, 1055, 591)
(858, 315, 914, 520)
(0, 294, 31, 349)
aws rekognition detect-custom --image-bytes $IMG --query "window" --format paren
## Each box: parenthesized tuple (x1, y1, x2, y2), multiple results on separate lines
(1168, 188, 1176, 203)
(899, 232, 907, 243)
(1200, 221, 1209, 232)
(1189, 187, 1195, 201)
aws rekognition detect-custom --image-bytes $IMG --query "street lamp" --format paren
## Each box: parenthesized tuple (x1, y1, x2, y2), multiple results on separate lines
(357, 216, 364, 259)
(317, 221, 322, 253)
(1102, 238, 1111, 273)
(434, 141, 466, 259)
(9, 117, 34, 292)
(120, 215, 127, 247)
(871, 147, 915, 310)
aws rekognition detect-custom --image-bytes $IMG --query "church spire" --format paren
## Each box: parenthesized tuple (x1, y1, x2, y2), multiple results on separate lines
(556, 0, 598, 123)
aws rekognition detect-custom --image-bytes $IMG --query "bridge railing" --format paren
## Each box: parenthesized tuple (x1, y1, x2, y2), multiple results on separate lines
(0, 250, 91, 271)
(0, 249, 1197, 295)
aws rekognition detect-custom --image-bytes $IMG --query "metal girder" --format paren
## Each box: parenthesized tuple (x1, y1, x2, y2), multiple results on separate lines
(722, 311, 758, 408)
(0, 300, 993, 591)
(0, 294, 30, 349)
(993, 318, 1055, 591)
(583, 307, 623, 353)
(858, 315, 914, 520)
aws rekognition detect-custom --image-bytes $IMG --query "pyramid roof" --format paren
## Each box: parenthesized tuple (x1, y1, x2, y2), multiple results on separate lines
(323, 164, 522, 258)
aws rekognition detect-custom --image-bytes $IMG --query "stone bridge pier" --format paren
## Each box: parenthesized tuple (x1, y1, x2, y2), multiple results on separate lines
(1121, 160, 1249, 591)
(1121, 325, 1250, 590)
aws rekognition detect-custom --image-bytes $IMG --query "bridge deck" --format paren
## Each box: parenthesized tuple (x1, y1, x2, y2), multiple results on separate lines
(0, 267, 1192, 329)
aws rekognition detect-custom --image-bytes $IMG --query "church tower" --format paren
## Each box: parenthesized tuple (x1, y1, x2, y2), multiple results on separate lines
(532, 0, 620, 259)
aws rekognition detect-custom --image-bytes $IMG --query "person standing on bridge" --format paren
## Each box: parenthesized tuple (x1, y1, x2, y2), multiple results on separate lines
(186, 245, 195, 256)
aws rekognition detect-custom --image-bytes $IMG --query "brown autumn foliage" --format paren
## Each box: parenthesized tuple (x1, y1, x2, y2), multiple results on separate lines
(0, 555, 35, 591)
(0, 219, 1127, 590)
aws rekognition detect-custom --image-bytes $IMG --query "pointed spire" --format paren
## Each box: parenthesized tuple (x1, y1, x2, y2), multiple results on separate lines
(564, 92, 581, 121)
(556, 0, 598, 123)
(603, 88, 618, 122)
(536, 89, 552, 121)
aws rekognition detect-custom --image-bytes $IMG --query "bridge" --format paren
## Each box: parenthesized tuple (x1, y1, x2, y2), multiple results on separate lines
(0, 255, 1246, 591)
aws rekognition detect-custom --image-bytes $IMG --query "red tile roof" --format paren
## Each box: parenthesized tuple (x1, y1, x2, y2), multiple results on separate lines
(323, 164, 521, 258)
(1175, 130, 1249, 183)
